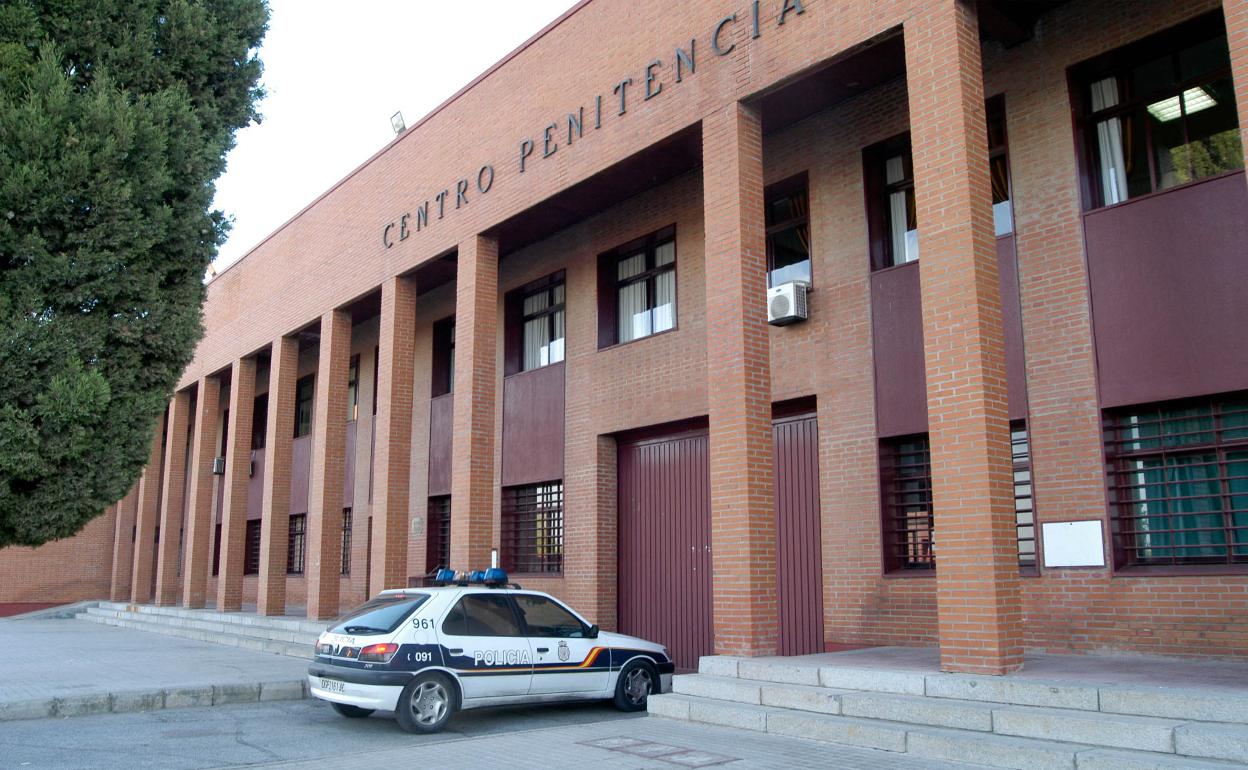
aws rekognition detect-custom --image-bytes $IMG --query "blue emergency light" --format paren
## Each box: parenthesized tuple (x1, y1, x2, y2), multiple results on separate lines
(430, 566, 516, 588)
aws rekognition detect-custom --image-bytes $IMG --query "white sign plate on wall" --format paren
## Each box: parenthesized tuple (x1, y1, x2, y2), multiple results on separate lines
(1041, 520, 1106, 568)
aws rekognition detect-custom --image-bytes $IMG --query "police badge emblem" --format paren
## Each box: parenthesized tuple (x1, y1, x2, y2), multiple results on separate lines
(557, 640, 571, 662)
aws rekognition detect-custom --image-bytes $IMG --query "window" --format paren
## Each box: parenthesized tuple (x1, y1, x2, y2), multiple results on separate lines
(1105, 394, 1248, 568)
(865, 136, 918, 270)
(251, 393, 268, 450)
(294, 375, 314, 438)
(426, 496, 451, 572)
(331, 594, 429, 635)
(987, 96, 1014, 237)
(431, 317, 455, 398)
(341, 508, 352, 576)
(287, 514, 306, 575)
(347, 355, 360, 422)
(501, 482, 564, 574)
(1013, 422, 1036, 570)
(372, 345, 379, 416)
(520, 279, 565, 372)
(598, 227, 676, 347)
(243, 520, 262, 575)
(442, 594, 524, 637)
(1073, 13, 1242, 209)
(880, 435, 934, 571)
(765, 174, 811, 286)
(513, 594, 591, 638)
(212, 523, 222, 576)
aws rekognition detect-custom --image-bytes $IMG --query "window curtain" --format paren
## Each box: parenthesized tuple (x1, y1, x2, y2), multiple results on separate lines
(653, 269, 675, 333)
(1091, 77, 1129, 205)
(522, 317, 546, 370)
(617, 253, 648, 342)
(885, 156, 918, 263)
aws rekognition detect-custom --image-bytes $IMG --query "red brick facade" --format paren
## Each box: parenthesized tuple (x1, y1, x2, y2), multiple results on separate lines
(3, 0, 1248, 670)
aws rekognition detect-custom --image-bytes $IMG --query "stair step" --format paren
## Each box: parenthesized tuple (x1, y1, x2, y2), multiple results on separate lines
(993, 705, 1181, 754)
(1174, 723, 1248, 762)
(85, 606, 322, 643)
(77, 612, 313, 659)
(841, 691, 995, 731)
(1075, 748, 1248, 770)
(95, 602, 324, 635)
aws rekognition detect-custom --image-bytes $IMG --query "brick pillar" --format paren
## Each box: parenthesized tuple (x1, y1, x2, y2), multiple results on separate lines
(1227, 0, 1248, 173)
(371, 276, 417, 594)
(217, 358, 256, 611)
(449, 234, 499, 571)
(306, 310, 351, 619)
(153, 392, 190, 605)
(906, 0, 1022, 675)
(702, 102, 778, 657)
(130, 417, 165, 604)
(182, 376, 220, 608)
(109, 483, 140, 601)
(258, 336, 298, 616)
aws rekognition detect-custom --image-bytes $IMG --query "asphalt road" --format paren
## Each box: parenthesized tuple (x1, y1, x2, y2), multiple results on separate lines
(0, 698, 642, 770)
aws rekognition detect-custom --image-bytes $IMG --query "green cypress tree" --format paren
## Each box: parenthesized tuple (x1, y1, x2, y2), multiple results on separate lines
(0, 1, 268, 547)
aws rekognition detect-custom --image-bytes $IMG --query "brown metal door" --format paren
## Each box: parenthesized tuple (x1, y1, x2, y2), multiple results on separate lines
(617, 428, 713, 671)
(774, 413, 825, 655)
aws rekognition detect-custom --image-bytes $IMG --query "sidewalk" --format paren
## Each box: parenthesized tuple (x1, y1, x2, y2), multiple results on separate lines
(0, 617, 309, 721)
(244, 713, 980, 770)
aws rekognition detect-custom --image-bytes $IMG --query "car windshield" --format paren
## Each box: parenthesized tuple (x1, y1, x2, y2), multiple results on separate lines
(330, 593, 430, 635)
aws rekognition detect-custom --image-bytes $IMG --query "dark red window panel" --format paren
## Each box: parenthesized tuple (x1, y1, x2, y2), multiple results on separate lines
(426, 496, 451, 572)
(1105, 394, 1248, 567)
(243, 519, 262, 575)
(501, 482, 563, 574)
(880, 435, 934, 572)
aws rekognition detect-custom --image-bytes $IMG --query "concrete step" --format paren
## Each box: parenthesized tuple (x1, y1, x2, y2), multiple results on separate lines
(77, 611, 313, 659)
(95, 601, 325, 635)
(648, 693, 1245, 770)
(84, 606, 321, 646)
(702, 655, 1248, 726)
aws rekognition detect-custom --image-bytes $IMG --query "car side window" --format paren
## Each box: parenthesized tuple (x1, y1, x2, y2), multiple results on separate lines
(443, 594, 523, 637)
(514, 594, 588, 638)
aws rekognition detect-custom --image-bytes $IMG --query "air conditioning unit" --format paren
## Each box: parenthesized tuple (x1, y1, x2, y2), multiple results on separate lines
(767, 281, 809, 326)
(212, 456, 226, 476)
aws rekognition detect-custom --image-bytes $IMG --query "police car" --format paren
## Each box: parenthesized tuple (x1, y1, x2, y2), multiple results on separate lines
(306, 567, 675, 733)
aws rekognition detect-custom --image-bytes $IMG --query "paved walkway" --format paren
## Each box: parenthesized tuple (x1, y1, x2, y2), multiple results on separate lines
(0, 618, 309, 720)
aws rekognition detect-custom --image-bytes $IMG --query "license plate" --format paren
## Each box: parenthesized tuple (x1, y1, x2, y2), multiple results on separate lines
(319, 678, 346, 694)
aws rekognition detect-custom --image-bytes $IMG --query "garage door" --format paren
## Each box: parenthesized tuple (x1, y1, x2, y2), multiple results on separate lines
(617, 427, 712, 672)
(774, 412, 825, 655)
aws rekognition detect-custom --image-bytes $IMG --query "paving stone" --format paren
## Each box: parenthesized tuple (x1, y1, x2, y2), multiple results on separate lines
(1098, 687, 1248, 725)
(841, 691, 994, 731)
(1173, 722, 1248, 762)
(673, 675, 762, 704)
(819, 665, 926, 695)
(766, 710, 908, 752)
(993, 706, 1179, 753)
(759, 682, 844, 714)
(927, 674, 1100, 711)
(907, 726, 1079, 770)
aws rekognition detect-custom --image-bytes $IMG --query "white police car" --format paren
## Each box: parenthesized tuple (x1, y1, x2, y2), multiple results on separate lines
(307, 567, 674, 733)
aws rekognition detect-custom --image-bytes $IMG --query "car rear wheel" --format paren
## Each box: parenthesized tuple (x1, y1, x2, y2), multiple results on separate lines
(330, 702, 375, 719)
(613, 659, 656, 712)
(395, 672, 456, 733)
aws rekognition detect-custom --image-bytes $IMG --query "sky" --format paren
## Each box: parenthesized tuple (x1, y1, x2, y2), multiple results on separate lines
(209, 0, 579, 275)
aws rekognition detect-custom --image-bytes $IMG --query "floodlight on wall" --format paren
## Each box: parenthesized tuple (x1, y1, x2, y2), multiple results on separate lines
(391, 111, 406, 135)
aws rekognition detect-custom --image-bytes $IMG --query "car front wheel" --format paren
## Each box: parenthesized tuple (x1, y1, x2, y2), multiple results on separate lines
(395, 672, 456, 733)
(613, 659, 656, 712)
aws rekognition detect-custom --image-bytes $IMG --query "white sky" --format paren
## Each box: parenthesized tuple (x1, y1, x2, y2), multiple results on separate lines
(210, 0, 579, 275)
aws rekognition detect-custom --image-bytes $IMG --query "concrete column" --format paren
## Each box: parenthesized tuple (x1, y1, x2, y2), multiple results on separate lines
(905, 0, 1022, 675)
(449, 234, 499, 571)
(217, 358, 256, 611)
(154, 391, 191, 605)
(130, 417, 165, 604)
(109, 483, 140, 601)
(258, 336, 299, 616)
(182, 376, 220, 608)
(1226, 0, 1248, 173)
(702, 101, 778, 657)
(371, 276, 417, 594)
(306, 310, 352, 619)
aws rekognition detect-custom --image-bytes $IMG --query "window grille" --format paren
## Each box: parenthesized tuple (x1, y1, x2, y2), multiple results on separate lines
(502, 482, 564, 574)
(880, 436, 934, 571)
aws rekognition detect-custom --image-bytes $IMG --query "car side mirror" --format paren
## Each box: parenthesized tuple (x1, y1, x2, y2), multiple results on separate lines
(588, 624, 600, 639)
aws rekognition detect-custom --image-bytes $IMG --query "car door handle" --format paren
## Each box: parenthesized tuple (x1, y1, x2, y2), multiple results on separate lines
(449, 648, 463, 654)
(536, 647, 550, 653)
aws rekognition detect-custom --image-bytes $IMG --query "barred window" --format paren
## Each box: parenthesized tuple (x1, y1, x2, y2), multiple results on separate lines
(243, 520, 261, 575)
(880, 436, 934, 571)
(1013, 422, 1036, 570)
(287, 514, 306, 575)
(426, 496, 451, 573)
(1106, 395, 1248, 567)
(502, 482, 563, 574)
(341, 508, 352, 576)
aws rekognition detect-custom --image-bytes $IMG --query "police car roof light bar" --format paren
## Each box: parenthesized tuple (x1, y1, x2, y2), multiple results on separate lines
(429, 566, 522, 590)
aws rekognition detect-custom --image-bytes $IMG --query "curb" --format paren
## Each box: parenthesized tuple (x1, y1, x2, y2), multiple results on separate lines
(0, 600, 101, 622)
(0, 679, 309, 723)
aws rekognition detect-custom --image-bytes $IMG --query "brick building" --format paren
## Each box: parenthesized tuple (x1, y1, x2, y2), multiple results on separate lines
(3, 0, 1248, 675)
